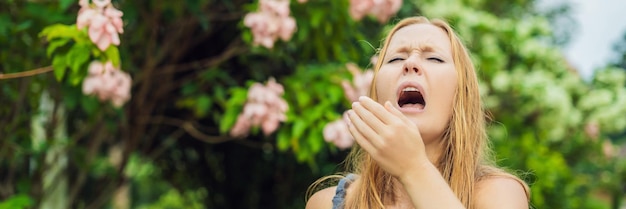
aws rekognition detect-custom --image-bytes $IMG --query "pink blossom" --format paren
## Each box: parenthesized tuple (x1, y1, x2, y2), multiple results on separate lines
(92, 0, 111, 8)
(244, 0, 297, 49)
(323, 112, 354, 150)
(349, 0, 374, 21)
(261, 112, 281, 135)
(79, 0, 89, 7)
(104, 7, 124, 33)
(262, 0, 290, 17)
(297, 0, 308, 3)
(349, 0, 402, 23)
(265, 77, 285, 95)
(342, 63, 374, 102)
(230, 77, 289, 137)
(76, 0, 124, 51)
(82, 61, 132, 107)
(77, 8, 98, 30)
(243, 103, 269, 125)
(230, 115, 252, 137)
(279, 17, 296, 41)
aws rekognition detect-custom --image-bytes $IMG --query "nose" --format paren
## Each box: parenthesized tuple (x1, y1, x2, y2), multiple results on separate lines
(403, 55, 421, 75)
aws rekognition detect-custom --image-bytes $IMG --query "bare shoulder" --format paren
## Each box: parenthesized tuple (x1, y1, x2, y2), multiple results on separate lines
(475, 176, 529, 209)
(305, 186, 337, 209)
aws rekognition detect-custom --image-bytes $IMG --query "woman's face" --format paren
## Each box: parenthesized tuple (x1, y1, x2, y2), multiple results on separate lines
(375, 23, 458, 143)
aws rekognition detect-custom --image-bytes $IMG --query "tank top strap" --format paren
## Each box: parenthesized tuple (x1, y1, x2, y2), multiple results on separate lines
(332, 174, 357, 209)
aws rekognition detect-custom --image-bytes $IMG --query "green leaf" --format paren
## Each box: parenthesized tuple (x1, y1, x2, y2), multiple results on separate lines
(39, 24, 79, 41)
(68, 72, 83, 86)
(58, 43, 91, 86)
(219, 88, 248, 134)
(52, 54, 67, 81)
(66, 43, 90, 74)
(46, 38, 71, 57)
(104, 46, 121, 67)
(195, 95, 212, 117)
(292, 119, 306, 139)
(91, 47, 102, 57)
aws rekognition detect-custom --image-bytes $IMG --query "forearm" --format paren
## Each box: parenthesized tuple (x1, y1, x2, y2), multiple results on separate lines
(399, 162, 466, 209)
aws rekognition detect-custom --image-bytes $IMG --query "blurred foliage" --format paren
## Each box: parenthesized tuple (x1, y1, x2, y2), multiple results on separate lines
(0, 194, 33, 209)
(1, 0, 625, 209)
(275, 64, 349, 164)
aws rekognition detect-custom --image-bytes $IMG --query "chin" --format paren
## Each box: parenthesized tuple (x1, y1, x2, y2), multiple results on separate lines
(407, 117, 421, 127)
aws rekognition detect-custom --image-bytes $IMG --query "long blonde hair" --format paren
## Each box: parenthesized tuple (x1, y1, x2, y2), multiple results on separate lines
(343, 16, 529, 208)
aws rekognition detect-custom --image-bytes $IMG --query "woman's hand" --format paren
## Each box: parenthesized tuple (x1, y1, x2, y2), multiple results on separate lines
(346, 96, 431, 179)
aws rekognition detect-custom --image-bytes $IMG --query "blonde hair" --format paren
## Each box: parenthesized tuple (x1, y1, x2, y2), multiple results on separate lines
(308, 16, 529, 209)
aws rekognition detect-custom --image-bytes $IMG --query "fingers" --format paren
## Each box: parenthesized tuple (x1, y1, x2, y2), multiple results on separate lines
(357, 96, 396, 125)
(383, 101, 412, 124)
(347, 110, 384, 148)
(346, 112, 377, 154)
(351, 102, 387, 135)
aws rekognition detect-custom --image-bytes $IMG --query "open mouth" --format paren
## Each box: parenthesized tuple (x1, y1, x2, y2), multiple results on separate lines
(398, 86, 426, 110)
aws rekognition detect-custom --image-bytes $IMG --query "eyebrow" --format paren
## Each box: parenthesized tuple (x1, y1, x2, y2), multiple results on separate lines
(394, 42, 445, 54)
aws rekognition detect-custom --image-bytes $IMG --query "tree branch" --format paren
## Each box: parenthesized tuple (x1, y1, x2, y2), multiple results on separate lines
(143, 115, 270, 150)
(145, 115, 233, 144)
(0, 66, 53, 80)
(155, 38, 247, 76)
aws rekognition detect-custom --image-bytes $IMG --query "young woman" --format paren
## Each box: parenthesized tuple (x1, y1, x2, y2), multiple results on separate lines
(306, 16, 530, 209)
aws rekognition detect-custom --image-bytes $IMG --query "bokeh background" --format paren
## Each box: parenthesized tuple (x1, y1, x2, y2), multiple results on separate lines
(1, 0, 626, 208)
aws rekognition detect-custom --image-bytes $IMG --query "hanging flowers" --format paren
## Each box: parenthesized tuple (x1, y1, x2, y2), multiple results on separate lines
(75, 0, 131, 107)
(230, 78, 289, 137)
(349, 0, 402, 23)
(82, 61, 131, 107)
(243, 0, 296, 49)
(77, 0, 124, 51)
(323, 112, 354, 150)
(323, 58, 377, 149)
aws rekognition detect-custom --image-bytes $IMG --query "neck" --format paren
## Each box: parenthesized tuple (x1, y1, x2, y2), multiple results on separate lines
(387, 136, 445, 208)
(424, 135, 445, 167)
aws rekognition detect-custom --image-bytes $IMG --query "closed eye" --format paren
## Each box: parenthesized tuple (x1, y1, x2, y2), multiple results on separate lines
(388, 57, 404, 63)
(428, 57, 444, 63)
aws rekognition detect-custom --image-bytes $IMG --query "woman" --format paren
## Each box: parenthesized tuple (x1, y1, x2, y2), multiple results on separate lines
(306, 16, 530, 209)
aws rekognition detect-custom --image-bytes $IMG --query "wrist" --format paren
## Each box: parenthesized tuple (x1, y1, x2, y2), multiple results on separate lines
(398, 159, 438, 186)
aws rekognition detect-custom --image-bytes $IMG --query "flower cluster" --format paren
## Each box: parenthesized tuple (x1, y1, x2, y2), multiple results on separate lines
(349, 0, 402, 23)
(230, 78, 289, 137)
(323, 59, 376, 149)
(243, 0, 296, 49)
(77, 0, 124, 51)
(323, 112, 354, 150)
(82, 61, 132, 107)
